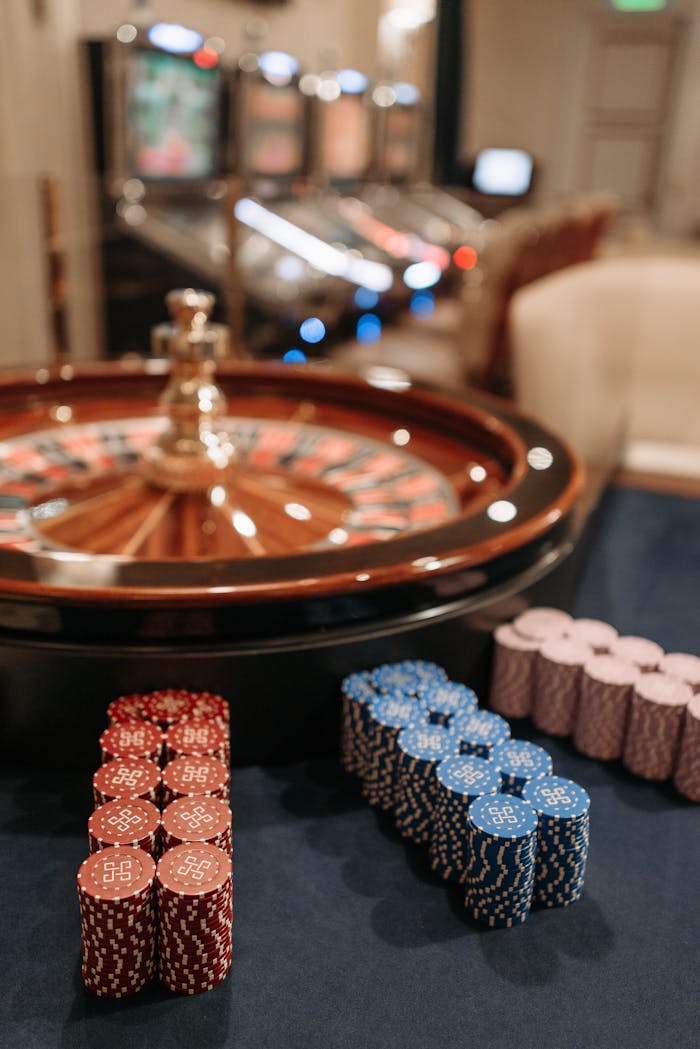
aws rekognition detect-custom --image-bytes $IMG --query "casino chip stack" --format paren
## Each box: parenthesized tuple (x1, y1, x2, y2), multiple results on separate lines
(88, 799, 161, 857)
(162, 796, 233, 857)
(107, 694, 146, 725)
(371, 659, 448, 696)
(512, 606, 572, 643)
(523, 775, 590, 908)
(673, 695, 700, 801)
(77, 846, 156, 997)
(464, 794, 538, 928)
(415, 679, 478, 726)
(362, 694, 427, 809)
(662, 652, 700, 694)
(161, 756, 230, 806)
(93, 758, 161, 808)
(157, 842, 233, 995)
(573, 655, 637, 760)
(622, 672, 692, 781)
(430, 755, 501, 882)
(393, 725, 458, 843)
(187, 691, 230, 725)
(611, 636, 664, 673)
(452, 708, 510, 758)
(100, 720, 163, 765)
(340, 671, 376, 777)
(565, 618, 618, 654)
(489, 623, 540, 719)
(165, 718, 230, 765)
(140, 690, 195, 730)
(532, 637, 589, 737)
(490, 738, 553, 796)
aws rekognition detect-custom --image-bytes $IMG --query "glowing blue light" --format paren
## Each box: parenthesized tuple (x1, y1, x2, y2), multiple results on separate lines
(283, 349, 307, 364)
(410, 290, 435, 318)
(147, 22, 204, 54)
(337, 68, 369, 95)
(394, 82, 421, 106)
(259, 50, 299, 86)
(354, 287, 379, 310)
(356, 313, 382, 344)
(403, 261, 442, 290)
(299, 317, 326, 344)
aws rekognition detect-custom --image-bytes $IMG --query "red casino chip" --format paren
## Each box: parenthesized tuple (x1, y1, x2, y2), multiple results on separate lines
(140, 690, 195, 728)
(92, 758, 161, 807)
(187, 691, 230, 724)
(157, 843, 231, 899)
(77, 845, 156, 904)
(88, 798, 161, 856)
(623, 672, 692, 781)
(161, 756, 230, 805)
(107, 694, 147, 725)
(164, 718, 230, 764)
(162, 796, 233, 856)
(99, 720, 164, 765)
(489, 623, 540, 719)
(673, 694, 700, 801)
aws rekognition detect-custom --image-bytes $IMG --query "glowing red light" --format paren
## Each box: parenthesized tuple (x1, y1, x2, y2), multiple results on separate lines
(194, 47, 219, 69)
(453, 245, 478, 270)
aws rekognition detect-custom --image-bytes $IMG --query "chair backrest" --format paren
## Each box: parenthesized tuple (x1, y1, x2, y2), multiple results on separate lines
(509, 255, 700, 475)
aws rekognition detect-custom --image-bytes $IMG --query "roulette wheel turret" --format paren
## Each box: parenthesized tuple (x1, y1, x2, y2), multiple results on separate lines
(0, 290, 583, 765)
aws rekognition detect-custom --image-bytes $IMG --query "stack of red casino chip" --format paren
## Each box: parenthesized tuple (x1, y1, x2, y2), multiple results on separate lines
(107, 694, 147, 725)
(93, 758, 162, 808)
(532, 637, 589, 736)
(140, 690, 195, 729)
(622, 673, 692, 781)
(162, 796, 233, 857)
(673, 695, 700, 801)
(156, 843, 233, 995)
(662, 653, 700, 695)
(161, 756, 230, 806)
(572, 656, 637, 760)
(164, 718, 230, 765)
(187, 691, 230, 725)
(610, 636, 664, 673)
(512, 606, 572, 642)
(77, 846, 156, 997)
(565, 618, 618, 654)
(100, 720, 164, 765)
(489, 623, 540, 718)
(88, 798, 161, 857)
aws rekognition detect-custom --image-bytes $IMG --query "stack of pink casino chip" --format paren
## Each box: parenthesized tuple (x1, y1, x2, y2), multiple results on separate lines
(622, 672, 692, 781)
(661, 653, 700, 695)
(673, 695, 700, 801)
(565, 618, 618, 655)
(532, 637, 590, 737)
(489, 623, 541, 718)
(610, 636, 664, 673)
(512, 606, 572, 643)
(573, 655, 638, 760)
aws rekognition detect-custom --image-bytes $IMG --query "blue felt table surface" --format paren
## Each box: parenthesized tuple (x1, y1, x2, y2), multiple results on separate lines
(1, 484, 699, 1049)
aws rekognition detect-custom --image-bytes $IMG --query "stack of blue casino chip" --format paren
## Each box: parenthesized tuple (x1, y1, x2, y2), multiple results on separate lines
(452, 709, 510, 758)
(415, 680, 479, 726)
(464, 794, 538, 928)
(490, 738, 553, 796)
(340, 671, 377, 778)
(522, 775, 590, 908)
(363, 694, 427, 810)
(393, 725, 459, 844)
(371, 660, 448, 697)
(430, 755, 502, 883)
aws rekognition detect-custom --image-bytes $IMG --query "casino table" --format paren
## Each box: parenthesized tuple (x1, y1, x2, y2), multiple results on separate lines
(1, 484, 699, 1049)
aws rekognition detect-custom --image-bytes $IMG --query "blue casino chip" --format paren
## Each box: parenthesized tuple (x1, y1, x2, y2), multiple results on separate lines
(468, 794, 538, 841)
(341, 671, 376, 704)
(451, 709, 510, 756)
(369, 694, 426, 730)
(437, 755, 502, 797)
(371, 660, 448, 695)
(415, 680, 479, 725)
(490, 739, 553, 788)
(522, 776, 590, 820)
(396, 724, 458, 763)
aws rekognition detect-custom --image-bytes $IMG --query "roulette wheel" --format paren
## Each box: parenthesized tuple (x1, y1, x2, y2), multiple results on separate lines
(0, 291, 582, 765)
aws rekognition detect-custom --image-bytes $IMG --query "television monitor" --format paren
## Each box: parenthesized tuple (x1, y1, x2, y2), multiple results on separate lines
(470, 148, 534, 197)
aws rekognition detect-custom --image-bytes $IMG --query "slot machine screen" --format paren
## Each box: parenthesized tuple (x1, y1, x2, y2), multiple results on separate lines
(244, 81, 305, 177)
(125, 48, 221, 180)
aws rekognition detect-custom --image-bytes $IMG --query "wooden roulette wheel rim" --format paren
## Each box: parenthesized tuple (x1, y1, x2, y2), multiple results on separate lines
(0, 360, 583, 643)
